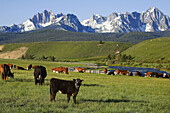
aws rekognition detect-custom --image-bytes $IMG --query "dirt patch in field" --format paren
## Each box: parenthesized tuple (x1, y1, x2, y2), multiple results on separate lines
(0, 45, 4, 51)
(0, 47, 28, 59)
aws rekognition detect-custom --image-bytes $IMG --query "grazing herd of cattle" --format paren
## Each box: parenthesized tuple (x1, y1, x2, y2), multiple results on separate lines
(0, 63, 169, 104)
(0, 63, 83, 104)
(107, 69, 170, 79)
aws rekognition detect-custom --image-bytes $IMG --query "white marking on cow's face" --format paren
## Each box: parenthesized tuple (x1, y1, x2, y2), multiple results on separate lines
(53, 70, 56, 72)
(163, 73, 166, 77)
(114, 71, 117, 75)
(74, 79, 83, 89)
(59, 90, 62, 93)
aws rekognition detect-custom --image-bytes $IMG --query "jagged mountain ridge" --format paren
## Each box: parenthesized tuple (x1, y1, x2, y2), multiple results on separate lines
(82, 7, 170, 33)
(0, 10, 94, 33)
(0, 7, 170, 33)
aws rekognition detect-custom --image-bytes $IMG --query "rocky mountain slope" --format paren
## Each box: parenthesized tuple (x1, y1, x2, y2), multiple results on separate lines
(0, 7, 170, 33)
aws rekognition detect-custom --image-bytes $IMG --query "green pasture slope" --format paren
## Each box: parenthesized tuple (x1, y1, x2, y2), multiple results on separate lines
(123, 37, 170, 62)
(1, 41, 132, 60)
(0, 59, 170, 112)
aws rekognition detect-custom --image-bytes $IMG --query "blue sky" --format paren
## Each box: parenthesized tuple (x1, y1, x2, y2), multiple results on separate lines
(0, 0, 170, 26)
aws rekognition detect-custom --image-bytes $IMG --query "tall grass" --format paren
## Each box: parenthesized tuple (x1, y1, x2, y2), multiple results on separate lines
(0, 59, 170, 112)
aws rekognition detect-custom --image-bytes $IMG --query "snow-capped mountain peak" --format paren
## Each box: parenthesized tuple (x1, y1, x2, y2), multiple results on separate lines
(0, 7, 170, 33)
(81, 7, 170, 33)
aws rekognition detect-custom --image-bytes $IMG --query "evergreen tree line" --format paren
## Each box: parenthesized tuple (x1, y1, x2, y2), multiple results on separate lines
(21, 53, 56, 61)
(107, 53, 134, 63)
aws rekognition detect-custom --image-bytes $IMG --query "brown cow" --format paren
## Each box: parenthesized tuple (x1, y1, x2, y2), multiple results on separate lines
(7, 63, 13, 69)
(51, 67, 55, 72)
(104, 68, 107, 74)
(32, 65, 38, 69)
(75, 68, 85, 73)
(145, 72, 153, 77)
(114, 69, 129, 75)
(135, 71, 142, 76)
(55, 67, 69, 74)
(114, 69, 121, 75)
(50, 78, 83, 104)
(169, 73, 170, 79)
(0, 64, 14, 80)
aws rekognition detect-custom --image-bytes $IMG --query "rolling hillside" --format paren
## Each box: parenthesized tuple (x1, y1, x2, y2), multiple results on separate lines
(122, 37, 170, 62)
(1, 29, 170, 44)
(0, 41, 133, 60)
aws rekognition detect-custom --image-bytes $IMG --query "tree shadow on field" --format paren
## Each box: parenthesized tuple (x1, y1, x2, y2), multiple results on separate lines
(81, 99, 147, 103)
(82, 84, 104, 87)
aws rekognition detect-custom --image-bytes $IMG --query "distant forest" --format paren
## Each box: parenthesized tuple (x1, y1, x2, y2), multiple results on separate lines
(0, 29, 170, 44)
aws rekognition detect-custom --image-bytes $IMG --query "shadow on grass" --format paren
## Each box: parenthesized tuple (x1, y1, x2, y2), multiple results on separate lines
(82, 84, 104, 87)
(81, 99, 148, 103)
(6, 78, 33, 82)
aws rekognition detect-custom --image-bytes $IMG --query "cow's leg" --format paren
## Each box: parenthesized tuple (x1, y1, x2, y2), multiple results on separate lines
(39, 77, 42, 85)
(1, 74, 3, 80)
(35, 78, 38, 85)
(67, 94, 71, 103)
(50, 92, 56, 102)
(2, 73, 5, 80)
(73, 95, 77, 104)
(5, 76, 8, 80)
(40, 77, 45, 85)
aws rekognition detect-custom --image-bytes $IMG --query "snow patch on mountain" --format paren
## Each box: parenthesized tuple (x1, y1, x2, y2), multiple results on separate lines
(0, 7, 170, 33)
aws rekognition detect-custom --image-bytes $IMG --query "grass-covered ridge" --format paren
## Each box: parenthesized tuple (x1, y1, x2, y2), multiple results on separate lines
(122, 37, 170, 62)
(1, 29, 170, 44)
(1, 41, 133, 60)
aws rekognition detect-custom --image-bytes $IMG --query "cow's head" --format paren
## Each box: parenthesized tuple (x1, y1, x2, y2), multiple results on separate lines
(73, 78, 83, 89)
(9, 73, 14, 79)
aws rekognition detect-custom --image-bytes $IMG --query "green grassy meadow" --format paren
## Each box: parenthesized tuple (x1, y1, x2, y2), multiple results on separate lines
(123, 37, 170, 62)
(1, 41, 132, 60)
(0, 59, 170, 113)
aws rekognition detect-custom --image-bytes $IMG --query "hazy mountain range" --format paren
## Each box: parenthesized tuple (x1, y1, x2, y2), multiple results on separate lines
(0, 7, 170, 33)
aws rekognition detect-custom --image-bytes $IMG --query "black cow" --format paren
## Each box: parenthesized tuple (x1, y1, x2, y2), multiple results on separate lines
(107, 70, 115, 75)
(50, 78, 83, 104)
(27, 64, 32, 70)
(34, 66, 47, 85)
(14, 65, 25, 70)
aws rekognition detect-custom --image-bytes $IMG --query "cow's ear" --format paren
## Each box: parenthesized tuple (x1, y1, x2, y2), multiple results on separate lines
(73, 79, 76, 82)
(81, 79, 84, 82)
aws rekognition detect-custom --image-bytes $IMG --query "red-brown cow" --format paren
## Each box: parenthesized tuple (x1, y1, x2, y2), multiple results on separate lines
(104, 68, 107, 74)
(7, 63, 13, 69)
(145, 72, 153, 77)
(114, 69, 129, 75)
(75, 68, 85, 73)
(0, 64, 14, 80)
(55, 67, 69, 74)
(51, 67, 55, 72)
(32, 65, 38, 69)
